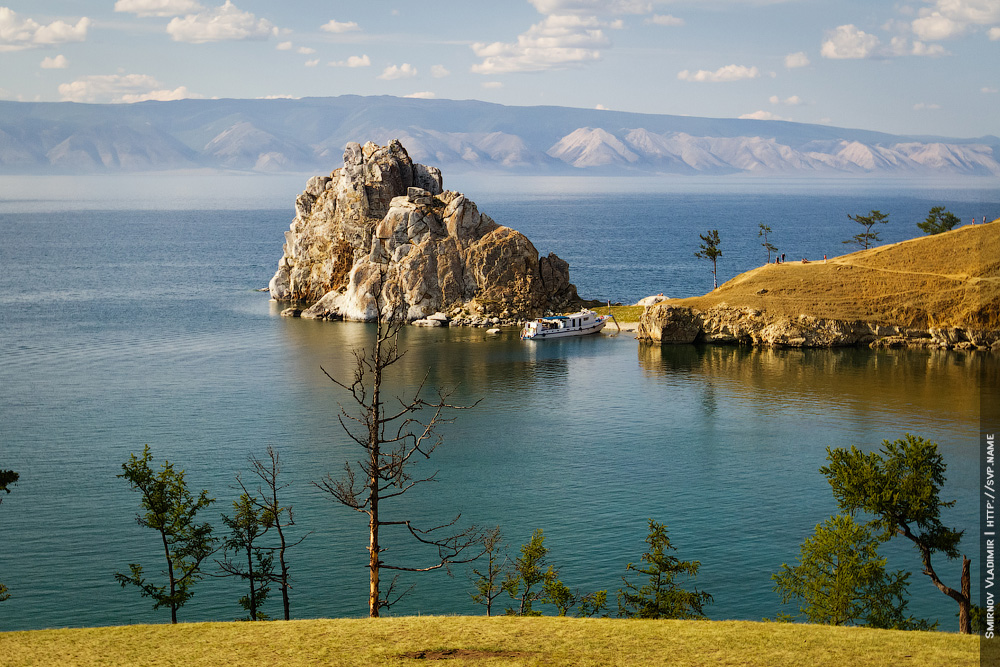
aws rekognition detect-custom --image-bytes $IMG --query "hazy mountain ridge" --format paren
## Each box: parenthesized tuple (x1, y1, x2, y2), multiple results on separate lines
(0, 96, 996, 176)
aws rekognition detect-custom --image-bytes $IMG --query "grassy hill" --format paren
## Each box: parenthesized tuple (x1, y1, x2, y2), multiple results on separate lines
(0, 616, 980, 666)
(674, 221, 1000, 331)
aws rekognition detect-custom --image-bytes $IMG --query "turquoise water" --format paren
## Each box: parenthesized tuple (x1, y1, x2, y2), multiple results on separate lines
(0, 175, 994, 630)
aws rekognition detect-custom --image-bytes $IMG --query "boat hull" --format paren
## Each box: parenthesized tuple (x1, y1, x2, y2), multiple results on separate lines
(520, 318, 608, 340)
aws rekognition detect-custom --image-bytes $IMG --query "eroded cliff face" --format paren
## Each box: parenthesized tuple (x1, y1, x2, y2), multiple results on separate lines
(637, 303, 1000, 350)
(269, 140, 578, 322)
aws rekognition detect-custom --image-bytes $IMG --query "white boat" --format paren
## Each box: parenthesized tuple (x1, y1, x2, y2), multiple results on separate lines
(520, 309, 611, 340)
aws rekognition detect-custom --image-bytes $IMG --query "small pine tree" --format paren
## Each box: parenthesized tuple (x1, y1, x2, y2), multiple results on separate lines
(758, 223, 778, 263)
(503, 529, 559, 616)
(470, 526, 509, 617)
(217, 493, 273, 621)
(844, 210, 889, 249)
(115, 445, 216, 624)
(772, 513, 932, 629)
(917, 206, 960, 235)
(617, 519, 712, 619)
(694, 229, 722, 289)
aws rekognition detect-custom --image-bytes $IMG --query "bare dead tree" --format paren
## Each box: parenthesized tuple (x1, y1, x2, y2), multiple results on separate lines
(235, 446, 310, 621)
(312, 272, 483, 617)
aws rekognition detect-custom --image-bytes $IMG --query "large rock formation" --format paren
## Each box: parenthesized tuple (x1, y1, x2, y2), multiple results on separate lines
(269, 140, 578, 321)
(637, 221, 1000, 350)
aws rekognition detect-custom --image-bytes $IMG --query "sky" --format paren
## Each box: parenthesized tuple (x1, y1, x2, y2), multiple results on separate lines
(0, 0, 998, 138)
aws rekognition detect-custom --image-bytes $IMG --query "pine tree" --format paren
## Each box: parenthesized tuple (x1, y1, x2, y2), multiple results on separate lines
(917, 206, 960, 235)
(772, 514, 932, 629)
(694, 230, 723, 289)
(617, 520, 712, 619)
(844, 210, 889, 249)
(821, 434, 972, 633)
(115, 445, 216, 624)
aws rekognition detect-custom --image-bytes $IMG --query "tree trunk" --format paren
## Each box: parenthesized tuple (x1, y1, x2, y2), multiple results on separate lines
(247, 545, 257, 621)
(369, 507, 379, 617)
(161, 528, 177, 624)
(959, 555, 971, 634)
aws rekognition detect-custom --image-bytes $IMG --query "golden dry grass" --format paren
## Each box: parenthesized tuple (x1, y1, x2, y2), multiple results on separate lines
(0, 616, 980, 667)
(671, 221, 1000, 330)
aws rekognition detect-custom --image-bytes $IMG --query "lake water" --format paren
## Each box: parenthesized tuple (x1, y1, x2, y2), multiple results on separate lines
(0, 173, 996, 631)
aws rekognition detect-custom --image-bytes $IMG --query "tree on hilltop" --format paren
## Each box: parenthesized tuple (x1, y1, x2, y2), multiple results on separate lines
(758, 223, 778, 263)
(917, 207, 960, 235)
(115, 445, 216, 624)
(821, 434, 972, 633)
(694, 229, 722, 289)
(312, 271, 483, 617)
(617, 519, 712, 619)
(844, 210, 889, 249)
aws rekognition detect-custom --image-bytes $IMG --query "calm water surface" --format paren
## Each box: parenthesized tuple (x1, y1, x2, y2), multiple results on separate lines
(0, 174, 994, 630)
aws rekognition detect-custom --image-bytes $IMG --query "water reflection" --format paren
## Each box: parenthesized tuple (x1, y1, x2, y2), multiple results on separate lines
(638, 343, 981, 432)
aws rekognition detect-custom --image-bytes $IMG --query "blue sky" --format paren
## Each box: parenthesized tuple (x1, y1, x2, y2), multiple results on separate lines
(1, 0, 998, 137)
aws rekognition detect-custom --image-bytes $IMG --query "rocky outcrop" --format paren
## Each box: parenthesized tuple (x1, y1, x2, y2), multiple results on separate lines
(637, 303, 1000, 350)
(269, 140, 578, 322)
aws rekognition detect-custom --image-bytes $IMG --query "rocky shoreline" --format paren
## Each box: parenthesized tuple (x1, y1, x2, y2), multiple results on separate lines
(636, 303, 999, 351)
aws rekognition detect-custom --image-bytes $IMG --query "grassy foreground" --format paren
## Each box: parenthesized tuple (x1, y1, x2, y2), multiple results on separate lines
(1, 616, 979, 667)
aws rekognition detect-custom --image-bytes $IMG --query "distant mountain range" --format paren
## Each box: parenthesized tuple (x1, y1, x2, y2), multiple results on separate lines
(0, 95, 997, 177)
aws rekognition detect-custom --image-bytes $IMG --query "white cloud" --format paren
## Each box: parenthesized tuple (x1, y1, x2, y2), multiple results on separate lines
(58, 73, 201, 103)
(482, 81, 504, 88)
(912, 0, 1000, 40)
(913, 101, 942, 109)
(41, 54, 69, 69)
(769, 94, 802, 105)
(305, 59, 319, 67)
(276, 41, 292, 50)
(647, 14, 684, 26)
(0, 8, 90, 52)
(114, 0, 204, 17)
(321, 19, 360, 34)
(298, 46, 316, 54)
(739, 110, 789, 121)
(983, 86, 999, 93)
(912, 12, 965, 39)
(991, 25, 1000, 38)
(328, 54, 371, 67)
(784, 51, 810, 68)
(431, 64, 451, 78)
(677, 64, 760, 82)
(405, 91, 436, 99)
(821, 24, 881, 59)
(166, 1, 275, 43)
(378, 63, 417, 80)
(471, 14, 610, 74)
(595, 103, 609, 109)
(891, 36, 949, 55)
(529, 0, 653, 14)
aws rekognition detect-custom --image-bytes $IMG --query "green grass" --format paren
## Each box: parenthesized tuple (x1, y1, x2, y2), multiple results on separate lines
(1, 616, 979, 667)
(605, 305, 645, 323)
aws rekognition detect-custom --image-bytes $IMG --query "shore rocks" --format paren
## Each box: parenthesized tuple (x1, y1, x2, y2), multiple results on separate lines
(637, 302, 1000, 350)
(270, 140, 579, 322)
